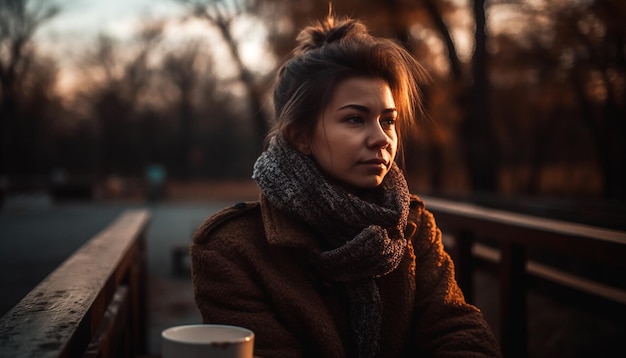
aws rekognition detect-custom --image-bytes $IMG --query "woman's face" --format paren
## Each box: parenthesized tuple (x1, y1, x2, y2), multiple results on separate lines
(298, 77, 398, 191)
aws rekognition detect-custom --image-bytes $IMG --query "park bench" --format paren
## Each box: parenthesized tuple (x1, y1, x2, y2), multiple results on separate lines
(0, 209, 151, 358)
(422, 195, 626, 358)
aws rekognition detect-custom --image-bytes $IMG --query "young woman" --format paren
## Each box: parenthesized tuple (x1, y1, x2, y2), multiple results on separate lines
(191, 15, 501, 358)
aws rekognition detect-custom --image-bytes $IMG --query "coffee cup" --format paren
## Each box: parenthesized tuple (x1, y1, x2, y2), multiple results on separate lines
(162, 324, 254, 358)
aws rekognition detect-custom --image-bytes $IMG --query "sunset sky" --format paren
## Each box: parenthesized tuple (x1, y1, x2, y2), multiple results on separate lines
(32, 0, 273, 95)
(38, 0, 182, 39)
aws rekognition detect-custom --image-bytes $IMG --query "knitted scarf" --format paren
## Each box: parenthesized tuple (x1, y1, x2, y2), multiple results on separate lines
(252, 137, 411, 358)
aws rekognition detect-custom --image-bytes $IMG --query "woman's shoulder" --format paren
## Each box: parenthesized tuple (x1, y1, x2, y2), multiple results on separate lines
(193, 201, 262, 245)
(409, 194, 427, 219)
(408, 194, 438, 239)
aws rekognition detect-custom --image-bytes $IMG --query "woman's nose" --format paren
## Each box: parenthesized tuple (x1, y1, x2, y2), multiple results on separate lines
(367, 124, 390, 149)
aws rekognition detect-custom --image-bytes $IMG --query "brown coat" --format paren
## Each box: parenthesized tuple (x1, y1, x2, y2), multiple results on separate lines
(191, 194, 501, 357)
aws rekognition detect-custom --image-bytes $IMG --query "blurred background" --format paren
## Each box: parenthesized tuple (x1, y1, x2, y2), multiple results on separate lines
(1, 0, 625, 214)
(1, 1, 626, 356)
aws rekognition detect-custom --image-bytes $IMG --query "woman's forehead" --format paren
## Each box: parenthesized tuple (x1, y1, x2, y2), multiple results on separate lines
(325, 77, 395, 112)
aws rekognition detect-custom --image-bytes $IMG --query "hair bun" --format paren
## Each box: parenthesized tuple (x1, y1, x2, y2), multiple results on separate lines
(293, 15, 368, 55)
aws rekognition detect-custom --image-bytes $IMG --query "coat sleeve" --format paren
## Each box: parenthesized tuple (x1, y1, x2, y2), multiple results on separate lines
(409, 202, 502, 357)
(189, 205, 306, 358)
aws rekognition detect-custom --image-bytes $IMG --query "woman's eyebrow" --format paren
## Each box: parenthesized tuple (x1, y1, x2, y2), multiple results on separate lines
(338, 104, 369, 112)
(338, 104, 397, 114)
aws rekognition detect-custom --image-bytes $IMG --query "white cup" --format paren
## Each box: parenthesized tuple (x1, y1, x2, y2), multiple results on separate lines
(162, 324, 255, 358)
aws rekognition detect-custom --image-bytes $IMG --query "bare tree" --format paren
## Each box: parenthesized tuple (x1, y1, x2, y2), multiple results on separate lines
(557, 1, 626, 198)
(176, 0, 274, 154)
(465, 0, 498, 192)
(162, 40, 204, 178)
(79, 24, 163, 178)
(0, 0, 59, 182)
(484, 0, 626, 198)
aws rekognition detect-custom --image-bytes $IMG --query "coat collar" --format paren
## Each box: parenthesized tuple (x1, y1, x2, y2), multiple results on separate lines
(259, 194, 421, 251)
(260, 194, 322, 251)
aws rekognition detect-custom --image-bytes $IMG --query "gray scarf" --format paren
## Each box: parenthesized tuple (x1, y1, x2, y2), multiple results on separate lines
(252, 137, 410, 358)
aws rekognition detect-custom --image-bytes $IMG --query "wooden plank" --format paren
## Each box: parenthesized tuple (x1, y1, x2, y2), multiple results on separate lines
(472, 243, 626, 305)
(422, 196, 626, 244)
(422, 195, 626, 265)
(83, 286, 130, 358)
(452, 230, 475, 303)
(0, 209, 150, 358)
(130, 234, 148, 356)
(444, 235, 626, 305)
(437, 196, 626, 358)
(500, 243, 528, 358)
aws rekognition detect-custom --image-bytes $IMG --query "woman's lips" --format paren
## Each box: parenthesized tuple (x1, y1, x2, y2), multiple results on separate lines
(360, 158, 389, 167)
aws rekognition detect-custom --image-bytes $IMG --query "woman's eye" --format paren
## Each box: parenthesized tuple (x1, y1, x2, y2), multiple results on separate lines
(381, 118, 396, 128)
(346, 116, 363, 124)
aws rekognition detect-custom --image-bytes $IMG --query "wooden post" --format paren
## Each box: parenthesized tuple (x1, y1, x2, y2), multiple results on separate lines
(500, 243, 528, 358)
(454, 230, 475, 304)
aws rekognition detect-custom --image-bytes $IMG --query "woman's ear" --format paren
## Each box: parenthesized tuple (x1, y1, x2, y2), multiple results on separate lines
(293, 135, 311, 155)
(286, 127, 311, 155)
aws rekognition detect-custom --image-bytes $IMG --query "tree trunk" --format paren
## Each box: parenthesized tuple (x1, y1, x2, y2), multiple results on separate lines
(216, 21, 269, 155)
(462, 0, 498, 192)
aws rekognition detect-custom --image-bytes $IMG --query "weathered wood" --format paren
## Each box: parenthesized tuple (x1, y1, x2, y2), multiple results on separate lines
(426, 196, 626, 283)
(83, 286, 130, 358)
(423, 196, 626, 265)
(452, 230, 475, 304)
(500, 243, 527, 358)
(471, 242, 626, 305)
(422, 195, 626, 358)
(0, 209, 150, 358)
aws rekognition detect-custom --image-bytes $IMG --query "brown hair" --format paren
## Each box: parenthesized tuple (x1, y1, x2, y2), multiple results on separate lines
(268, 15, 430, 160)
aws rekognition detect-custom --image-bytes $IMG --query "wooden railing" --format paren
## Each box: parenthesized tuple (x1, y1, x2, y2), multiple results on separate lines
(421, 196, 626, 358)
(0, 209, 151, 358)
